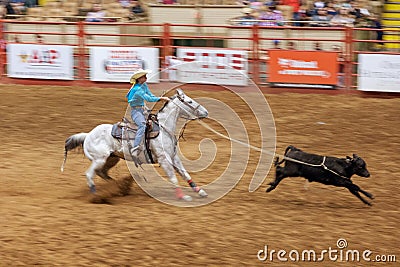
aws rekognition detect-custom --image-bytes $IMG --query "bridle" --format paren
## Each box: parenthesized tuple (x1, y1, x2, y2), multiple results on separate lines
(150, 93, 204, 147)
(171, 94, 203, 120)
(146, 93, 204, 168)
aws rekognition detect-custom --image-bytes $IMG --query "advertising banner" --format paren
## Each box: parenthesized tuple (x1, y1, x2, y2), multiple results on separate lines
(7, 44, 73, 80)
(269, 50, 338, 87)
(90, 47, 159, 83)
(358, 54, 400, 93)
(176, 48, 248, 86)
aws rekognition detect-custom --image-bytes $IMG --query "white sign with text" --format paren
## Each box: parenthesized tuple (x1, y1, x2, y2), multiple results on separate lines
(358, 54, 400, 93)
(90, 47, 159, 83)
(7, 44, 73, 80)
(176, 48, 248, 86)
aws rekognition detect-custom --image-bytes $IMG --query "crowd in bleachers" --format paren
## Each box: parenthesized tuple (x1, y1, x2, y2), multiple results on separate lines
(0, 0, 147, 21)
(0, 0, 383, 30)
(234, 0, 382, 28)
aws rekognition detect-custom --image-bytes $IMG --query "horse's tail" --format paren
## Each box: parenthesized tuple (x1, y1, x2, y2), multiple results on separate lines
(61, 133, 87, 172)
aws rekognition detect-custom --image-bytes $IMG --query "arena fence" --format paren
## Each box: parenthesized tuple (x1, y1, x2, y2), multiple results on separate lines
(0, 19, 399, 92)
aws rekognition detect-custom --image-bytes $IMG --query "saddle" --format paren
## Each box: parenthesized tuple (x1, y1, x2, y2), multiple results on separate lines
(111, 115, 160, 164)
(111, 118, 137, 140)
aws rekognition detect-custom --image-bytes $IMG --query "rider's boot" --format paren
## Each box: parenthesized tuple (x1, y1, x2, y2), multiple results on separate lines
(130, 146, 139, 157)
(130, 146, 142, 167)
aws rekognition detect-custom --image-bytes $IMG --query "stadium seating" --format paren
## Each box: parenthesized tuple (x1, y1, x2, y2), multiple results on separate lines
(25, 7, 43, 21)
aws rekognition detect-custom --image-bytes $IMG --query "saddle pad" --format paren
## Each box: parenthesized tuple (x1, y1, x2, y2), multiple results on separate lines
(111, 123, 136, 140)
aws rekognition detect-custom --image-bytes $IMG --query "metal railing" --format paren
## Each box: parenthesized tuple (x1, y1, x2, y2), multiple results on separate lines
(0, 19, 399, 91)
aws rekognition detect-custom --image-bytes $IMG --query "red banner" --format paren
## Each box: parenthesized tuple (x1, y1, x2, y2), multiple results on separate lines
(269, 50, 338, 85)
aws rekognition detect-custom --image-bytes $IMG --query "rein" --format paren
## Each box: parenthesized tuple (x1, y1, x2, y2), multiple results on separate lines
(154, 95, 200, 141)
(145, 95, 200, 162)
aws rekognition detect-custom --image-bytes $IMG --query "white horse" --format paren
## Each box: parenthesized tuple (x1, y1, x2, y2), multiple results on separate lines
(61, 89, 208, 201)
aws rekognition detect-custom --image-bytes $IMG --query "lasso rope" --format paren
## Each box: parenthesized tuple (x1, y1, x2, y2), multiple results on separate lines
(196, 120, 349, 179)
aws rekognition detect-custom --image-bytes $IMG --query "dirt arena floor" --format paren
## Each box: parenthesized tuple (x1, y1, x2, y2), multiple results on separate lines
(0, 84, 399, 266)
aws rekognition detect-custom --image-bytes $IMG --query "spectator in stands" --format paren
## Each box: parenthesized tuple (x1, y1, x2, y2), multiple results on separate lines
(13, 34, 20, 43)
(250, 1, 263, 10)
(238, 7, 257, 26)
(341, 0, 352, 9)
(325, 1, 338, 17)
(5, 0, 26, 17)
(286, 41, 296, 50)
(329, 7, 355, 27)
(0, 2, 6, 18)
(314, 41, 322, 50)
(258, 5, 283, 26)
(119, 0, 131, 8)
(266, 39, 281, 62)
(35, 33, 43, 43)
(85, 3, 106, 22)
(24, 0, 35, 8)
(264, 0, 278, 6)
(9, 0, 26, 14)
(313, 0, 324, 8)
(312, 0, 325, 15)
(272, 39, 281, 49)
(298, 4, 312, 26)
(367, 13, 384, 50)
(331, 0, 341, 9)
(129, 0, 145, 17)
(281, 0, 301, 26)
(311, 7, 331, 26)
(349, 1, 370, 26)
(271, 5, 284, 25)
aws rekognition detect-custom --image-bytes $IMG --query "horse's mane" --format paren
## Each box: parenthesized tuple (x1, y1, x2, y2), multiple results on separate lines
(157, 95, 176, 114)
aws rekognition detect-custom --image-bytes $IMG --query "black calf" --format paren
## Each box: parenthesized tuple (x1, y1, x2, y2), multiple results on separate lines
(266, 146, 374, 206)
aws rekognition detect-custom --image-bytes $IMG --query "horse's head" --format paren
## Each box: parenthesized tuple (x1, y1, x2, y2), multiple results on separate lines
(171, 88, 208, 120)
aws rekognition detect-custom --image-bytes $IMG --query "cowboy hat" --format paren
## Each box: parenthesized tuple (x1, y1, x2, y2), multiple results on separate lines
(130, 69, 151, 84)
(241, 7, 253, 14)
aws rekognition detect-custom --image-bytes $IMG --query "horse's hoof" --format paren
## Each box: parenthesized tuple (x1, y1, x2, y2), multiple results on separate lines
(266, 187, 274, 193)
(90, 185, 96, 193)
(198, 188, 208, 198)
(181, 195, 192, 201)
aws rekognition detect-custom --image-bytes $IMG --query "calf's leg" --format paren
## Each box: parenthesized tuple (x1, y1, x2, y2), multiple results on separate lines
(266, 166, 287, 192)
(358, 188, 374, 199)
(345, 182, 372, 206)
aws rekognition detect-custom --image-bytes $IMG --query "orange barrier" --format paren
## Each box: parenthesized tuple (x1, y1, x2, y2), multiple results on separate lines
(269, 50, 338, 86)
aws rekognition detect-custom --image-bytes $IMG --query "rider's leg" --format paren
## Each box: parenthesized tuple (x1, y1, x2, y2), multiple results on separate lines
(130, 108, 146, 156)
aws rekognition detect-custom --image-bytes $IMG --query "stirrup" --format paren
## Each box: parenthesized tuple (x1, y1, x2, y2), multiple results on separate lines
(130, 146, 142, 168)
(130, 146, 140, 158)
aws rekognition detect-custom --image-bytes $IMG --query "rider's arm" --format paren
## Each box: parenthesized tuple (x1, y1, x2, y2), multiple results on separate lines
(139, 84, 160, 102)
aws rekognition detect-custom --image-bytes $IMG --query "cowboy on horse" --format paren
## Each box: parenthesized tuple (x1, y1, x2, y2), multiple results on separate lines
(126, 69, 169, 159)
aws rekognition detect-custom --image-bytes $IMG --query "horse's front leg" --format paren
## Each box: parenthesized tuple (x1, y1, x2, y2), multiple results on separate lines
(157, 154, 192, 201)
(173, 155, 208, 198)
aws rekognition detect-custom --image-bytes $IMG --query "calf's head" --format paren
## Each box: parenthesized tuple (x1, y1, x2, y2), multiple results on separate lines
(346, 154, 370, 178)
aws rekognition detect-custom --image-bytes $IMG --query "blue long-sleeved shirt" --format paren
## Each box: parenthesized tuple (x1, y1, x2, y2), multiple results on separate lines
(126, 83, 160, 107)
